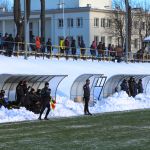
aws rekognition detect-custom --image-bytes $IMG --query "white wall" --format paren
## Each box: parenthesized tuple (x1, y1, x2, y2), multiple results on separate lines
(5, 20, 16, 37)
(79, 0, 112, 9)
(51, 12, 90, 47)
(89, 11, 114, 47)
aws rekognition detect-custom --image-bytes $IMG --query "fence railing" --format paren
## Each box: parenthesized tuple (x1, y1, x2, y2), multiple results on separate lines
(0, 41, 150, 62)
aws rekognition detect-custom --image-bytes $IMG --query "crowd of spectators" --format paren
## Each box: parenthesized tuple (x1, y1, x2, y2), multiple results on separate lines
(0, 32, 148, 62)
(0, 32, 124, 58)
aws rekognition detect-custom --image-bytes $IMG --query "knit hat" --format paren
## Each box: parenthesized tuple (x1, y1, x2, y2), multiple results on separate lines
(45, 82, 49, 86)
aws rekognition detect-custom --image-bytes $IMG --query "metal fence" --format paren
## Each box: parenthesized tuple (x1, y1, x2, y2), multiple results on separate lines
(0, 41, 150, 62)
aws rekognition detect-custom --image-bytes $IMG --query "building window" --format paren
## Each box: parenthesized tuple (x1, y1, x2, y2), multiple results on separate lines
(101, 36, 105, 43)
(108, 36, 112, 44)
(76, 18, 83, 27)
(94, 36, 99, 45)
(106, 19, 111, 28)
(94, 18, 99, 27)
(141, 22, 145, 30)
(67, 18, 74, 27)
(58, 19, 63, 28)
(134, 21, 138, 29)
(134, 39, 138, 49)
(101, 18, 105, 27)
(77, 35, 83, 47)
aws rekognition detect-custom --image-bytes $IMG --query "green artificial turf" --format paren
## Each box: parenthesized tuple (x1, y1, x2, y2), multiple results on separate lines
(0, 110, 150, 150)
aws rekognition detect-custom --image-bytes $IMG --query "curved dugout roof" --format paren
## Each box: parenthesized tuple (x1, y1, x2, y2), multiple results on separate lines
(103, 74, 150, 98)
(70, 74, 107, 102)
(0, 74, 67, 101)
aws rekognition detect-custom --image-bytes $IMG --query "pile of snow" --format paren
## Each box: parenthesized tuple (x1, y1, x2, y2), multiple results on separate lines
(0, 107, 38, 123)
(0, 55, 150, 123)
(1, 91, 150, 123)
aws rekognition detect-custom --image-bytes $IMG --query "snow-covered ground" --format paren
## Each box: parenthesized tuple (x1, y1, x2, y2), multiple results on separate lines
(0, 55, 150, 123)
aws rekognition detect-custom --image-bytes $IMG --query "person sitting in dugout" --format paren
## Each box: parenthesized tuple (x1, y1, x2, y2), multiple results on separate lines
(0, 90, 8, 108)
(128, 77, 138, 97)
(120, 79, 129, 95)
(28, 88, 41, 113)
(137, 79, 143, 94)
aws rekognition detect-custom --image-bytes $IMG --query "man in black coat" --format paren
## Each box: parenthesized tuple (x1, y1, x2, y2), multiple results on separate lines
(83, 79, 92, 115)
(16, 81, 25, 106)
(137, 79, 143, 94)
(38, 82, 51, 120)
(120, 79, 129, 95)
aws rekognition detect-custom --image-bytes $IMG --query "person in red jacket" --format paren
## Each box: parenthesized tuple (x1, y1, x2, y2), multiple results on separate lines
(35, 36, 41, 52)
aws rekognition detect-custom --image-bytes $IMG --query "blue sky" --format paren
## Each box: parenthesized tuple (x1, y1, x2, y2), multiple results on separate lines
(1, 0, 150, 9)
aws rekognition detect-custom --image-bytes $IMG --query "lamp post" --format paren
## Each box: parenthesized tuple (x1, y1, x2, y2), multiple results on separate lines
(125, 0, 129, 63)
(24, 0, 28, 60)
(62, 0, 65, 38)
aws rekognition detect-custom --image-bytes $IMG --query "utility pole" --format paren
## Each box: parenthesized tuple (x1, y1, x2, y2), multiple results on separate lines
(62, 0, 65, 38)
(24, 0, 28, 60)
(125, 0, 129, 63)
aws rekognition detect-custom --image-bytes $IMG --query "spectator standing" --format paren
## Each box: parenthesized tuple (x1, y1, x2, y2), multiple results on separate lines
(0, 33, 3, 49)
(71, 39, 76, 57)
(97, 42, 103, 58)
(90, 41, 96, 56)
(64, 37, 70, 56)
(35, 36, 41, 52)
(30, 35, 36, 51)
(80, 39, 86, 56)
(6, 34, 14, 57)
(46, 38, 52, 54)
(59, 38, 65, 54)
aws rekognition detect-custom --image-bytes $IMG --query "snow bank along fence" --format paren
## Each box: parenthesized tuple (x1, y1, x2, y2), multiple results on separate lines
(103, 74, 150, 98)
(70, 74, 107, 104)
(0, 74, 67, 101)
(1, 41, 150, 62)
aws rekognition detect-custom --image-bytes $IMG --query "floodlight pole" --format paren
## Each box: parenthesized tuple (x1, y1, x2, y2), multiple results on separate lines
(24, 0, 28, 60)
(125, 0, 129, 63)
(62, 0, 65, 38)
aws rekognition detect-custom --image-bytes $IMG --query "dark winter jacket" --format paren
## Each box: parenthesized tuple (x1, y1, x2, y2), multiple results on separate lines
(137, 81, 143, 93)
(129, 80, 137, 97)
(120, 81, 129, 93)
(83, 84, 90, 98)
(46, 40, 52, 53)
(71, 40, 76, 55)
(41, 87, 51, 105)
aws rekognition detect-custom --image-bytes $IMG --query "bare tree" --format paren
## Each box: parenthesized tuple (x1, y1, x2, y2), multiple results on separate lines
(132, 0, 150, 50)
(110, 2, 125, 48)
(13, 0, 30, 38)
(0, 0, 11, 11)
(40, 0, 45, 44)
